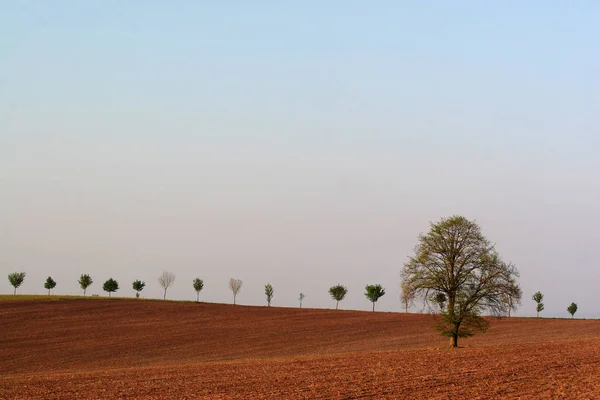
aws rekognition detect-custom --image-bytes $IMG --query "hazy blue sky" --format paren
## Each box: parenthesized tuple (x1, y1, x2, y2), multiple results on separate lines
(2, 2, 599, 317)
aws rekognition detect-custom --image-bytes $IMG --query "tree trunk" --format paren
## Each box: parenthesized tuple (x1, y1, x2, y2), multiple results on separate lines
(233, 294, 236, 305)
(14, 288, 16, 295)
(163, 289, 167, 300)
(451, 333, 458, 347)
(405, 303, 408, 313)
(447, 296, 459, 347)
(372, 302, 375, 312)
(197, 292, 199, 303)
(84, 289, 86, 296)
(299, 301, 302, 308)
(336, 301, 339, 310)
(109, 292, 111, 297)
(48, 289, 50, 295)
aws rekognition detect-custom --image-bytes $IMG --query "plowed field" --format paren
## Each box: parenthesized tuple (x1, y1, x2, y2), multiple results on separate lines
(1, 299, 599, 399)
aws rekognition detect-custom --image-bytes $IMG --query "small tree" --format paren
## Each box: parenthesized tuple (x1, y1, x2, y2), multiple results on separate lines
(298, 292, 305, 308)
(532, 291, 544, 317)
(158, 271, 176, 300)
(132, 280, 146, 298)
(567, 302, 578, 319)
(229, 278, 243, 305)
(44, 277, 57, 295)
(193, 278, 204, 302)
(400, 281, 416, 313)
(503, 285, 523, 317)
(78, 274, 93, 296)
(365, 284, 385, 312)
(265, 283, 274, 307)
(103, 278, 119, 297)
(329, 285, 348, 310)
(8, 272, 26, 295)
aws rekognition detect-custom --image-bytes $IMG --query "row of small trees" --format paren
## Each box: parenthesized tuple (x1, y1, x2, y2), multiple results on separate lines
(8, 271, 186, 300)
(6, 271, 388, 311)
(7, 270, 580, 317)
(531, 291, 578, 318)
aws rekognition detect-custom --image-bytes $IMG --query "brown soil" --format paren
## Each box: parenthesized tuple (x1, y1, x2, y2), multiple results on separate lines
(1, 300, 599, 399)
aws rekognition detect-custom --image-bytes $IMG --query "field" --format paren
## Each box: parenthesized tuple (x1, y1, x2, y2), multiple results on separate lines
(1, 298, 600, 399)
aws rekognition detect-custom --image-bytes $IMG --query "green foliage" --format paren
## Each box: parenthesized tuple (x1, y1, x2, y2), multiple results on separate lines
(432, 292, 447, 311)
(401, 216, 522, 347)
(536, 302, 544, 315)
(532, 291, 544, 317)
(78, 274, 93, 296)
(435, 308, 489, 339)
(103, 278, 119, 297)
(132, 280, 146, 298)
(8, 272, 26, 295)
(567, 302, 578, 318)
(44, 277, 57, 295)
(193, 278, 204, 302)
(329, 285, 348, 309)
(265, 283, 274, 306)
(365, 284, 385, 311)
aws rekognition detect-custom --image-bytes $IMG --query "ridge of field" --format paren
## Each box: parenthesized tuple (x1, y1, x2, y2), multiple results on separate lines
(2, 298, 600, 399)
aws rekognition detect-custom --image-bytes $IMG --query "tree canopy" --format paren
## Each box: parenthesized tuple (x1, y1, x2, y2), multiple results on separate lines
(401, 215, 521, 347)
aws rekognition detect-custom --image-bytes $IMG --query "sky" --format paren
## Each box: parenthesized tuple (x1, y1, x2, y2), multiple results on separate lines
(1, 1, 599, 318)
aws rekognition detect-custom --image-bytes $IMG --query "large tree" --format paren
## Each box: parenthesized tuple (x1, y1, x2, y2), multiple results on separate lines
(402, 216, 521, 347)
